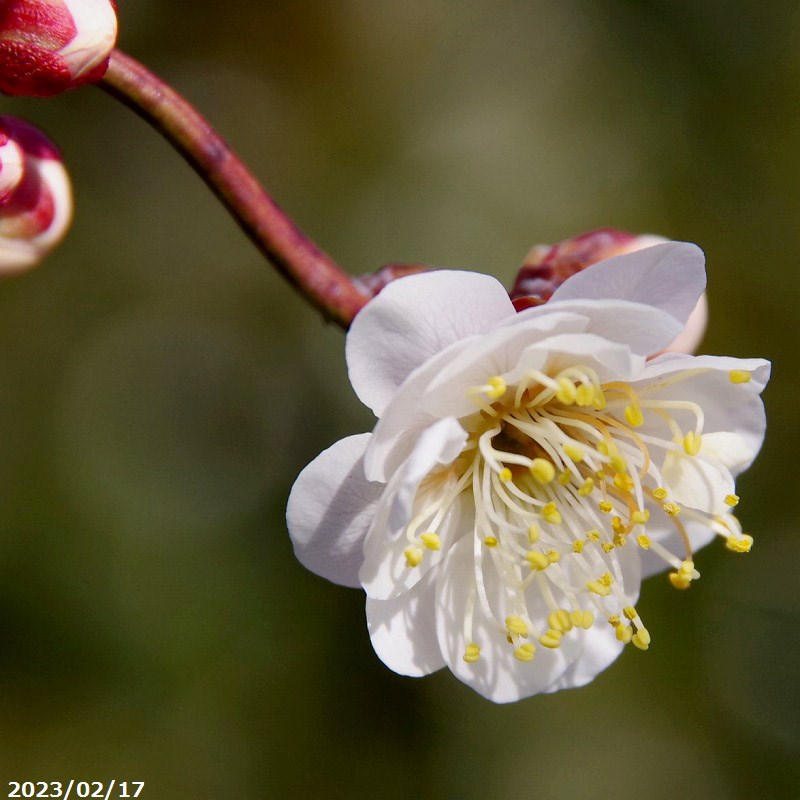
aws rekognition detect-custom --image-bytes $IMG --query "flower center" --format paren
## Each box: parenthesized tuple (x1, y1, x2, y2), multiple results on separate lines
(402, 365, 754, 665)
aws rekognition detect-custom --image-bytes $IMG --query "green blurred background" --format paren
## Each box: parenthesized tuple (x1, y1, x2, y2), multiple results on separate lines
(1, 1, 798, 797)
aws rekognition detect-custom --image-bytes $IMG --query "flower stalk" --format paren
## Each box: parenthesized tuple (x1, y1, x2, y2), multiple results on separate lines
(99, 49, 369, 329)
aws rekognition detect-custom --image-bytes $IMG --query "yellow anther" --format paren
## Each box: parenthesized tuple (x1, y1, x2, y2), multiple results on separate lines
(578, 477, 595, 496)
(539, 629, 563, 649)
(599, 501, 613, 514)
(546, 549, 561, 564)
(623, 606, 637, 621)
(587, 579, 612, 597)
(610, 454, 628, 473)
(463, 643, 481, 663)
(593, 389, 607, 410)
(525, 551, 550, 571)
(624, 404, 644, 427)
(611, 516, 625, 534)
(599, 572, 614, 587)
(601, 542, 615, 553)
(505, 615, 529, 637)
(725, 494, 740, 507)
(486, 375, 507, 399)
(725, 534, 753, 553)
(678, 559, 695, 577)
(632, 628, 651, 650)
(729, 370, 752, 384)
(613, 473, 634, 492)
(587, 529, 601, 542)
(579, 610, 594, 629)
(576, 383, 595, 407)
(564, 443, 584, 462)
(636, 534, 651, 549)
(499, 467, 513, 482)
(404, 546, 424, 568)
(548, 609, 573, 632)
(683, 431, 702, 456)
(615, 623, 633, 643)
(631, 509, 650, 525)
(420, 532, 441, 550)
(558, 469, 573, 486)
(572, 539, 585, 553)
(663, 501, 681, 517)
(652, 487, 668, 501)
(613, 533, 626, 548)
(597, 442, 609, 456)
(530, 458, 556, 484)
(608, 615, 621, 626)
(513, 643, 536, 662)
(483, 536, 498, 548)
(527, 524, 540, 543)
(669, 572, 691, 590)
(542, 503, 562, 525)
(556, 377, 577, 405)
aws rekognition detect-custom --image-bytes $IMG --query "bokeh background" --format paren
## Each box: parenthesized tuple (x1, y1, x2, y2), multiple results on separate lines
(1, 1, 798, 797)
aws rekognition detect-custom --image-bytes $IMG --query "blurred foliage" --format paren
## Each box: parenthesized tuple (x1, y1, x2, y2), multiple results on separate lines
(0, 1, 797, 797)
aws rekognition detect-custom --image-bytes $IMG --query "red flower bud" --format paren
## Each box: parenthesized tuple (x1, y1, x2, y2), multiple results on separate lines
(0, 115, 72, 272)
(0, 0, 118, 97)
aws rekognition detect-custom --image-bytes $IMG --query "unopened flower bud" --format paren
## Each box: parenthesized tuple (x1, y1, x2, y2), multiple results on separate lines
(0, 115, 72, 273)
(355, 262, 431, 298)
(511, 227, 707, 354)
(0, 0, 118, 97)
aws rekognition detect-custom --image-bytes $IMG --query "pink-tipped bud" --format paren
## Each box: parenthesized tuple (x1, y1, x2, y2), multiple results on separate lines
(0, 0, 118, 97)
(0, 115, 72, 273)
(511, 227, 707, 354)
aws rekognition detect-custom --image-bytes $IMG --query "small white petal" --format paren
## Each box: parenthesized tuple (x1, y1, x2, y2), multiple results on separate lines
(347, 270, 515, 416)
(287, 434, 380, 588)
(419, 312, 591, 419)
(700, 431, 757, 473)
(360, 417, 468, 600)
(435, 538, 577, 703)
(515, 299, 683, 357)
(542, 623, 625, 693)
(550, 242, 706, 329)
(367, 570, 446, 677)
(661, 451, 734, 515)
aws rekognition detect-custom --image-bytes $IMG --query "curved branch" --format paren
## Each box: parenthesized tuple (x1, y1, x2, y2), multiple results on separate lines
(99, 49, 368, 329)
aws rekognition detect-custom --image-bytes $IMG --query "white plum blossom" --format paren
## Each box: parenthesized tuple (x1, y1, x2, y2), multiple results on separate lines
(287, 242, 769, 703)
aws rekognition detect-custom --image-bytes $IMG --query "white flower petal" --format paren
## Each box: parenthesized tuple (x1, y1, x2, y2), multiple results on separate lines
(700, 431, 757, 472)
(360, 417, 468, 600)
(366, 570, 445, 677)
(515, 299, 683, 357)
(364, 311, 589, 481)
(286, 433, 380, 588)
(542, 624, 625, 693)
(636, 355, 769, 477)
(418, 312, 592, 419)
(639, 512, 717, 579)
(347, 270, 515, 416)
(435, 537, 577, 703)
(660, 451, 734, 515)
(549, 242, 706, 328)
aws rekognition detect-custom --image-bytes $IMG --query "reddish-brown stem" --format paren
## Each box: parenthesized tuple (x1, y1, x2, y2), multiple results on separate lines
(99, 49, 368, 329)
